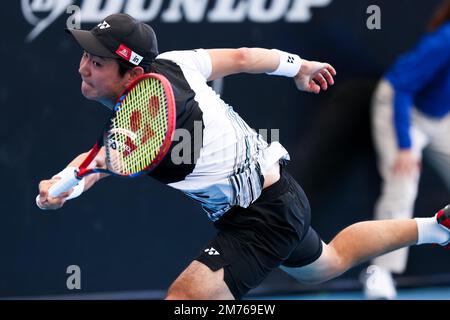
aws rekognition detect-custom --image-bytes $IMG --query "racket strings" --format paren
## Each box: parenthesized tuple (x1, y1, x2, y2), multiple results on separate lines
(107, 78, 170, 175)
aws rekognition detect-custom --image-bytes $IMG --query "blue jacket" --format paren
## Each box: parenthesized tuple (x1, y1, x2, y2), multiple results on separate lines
(385, 22, 450, 149)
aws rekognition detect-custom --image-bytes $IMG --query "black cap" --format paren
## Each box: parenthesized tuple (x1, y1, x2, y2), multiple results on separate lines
(66, 13, 158, 67)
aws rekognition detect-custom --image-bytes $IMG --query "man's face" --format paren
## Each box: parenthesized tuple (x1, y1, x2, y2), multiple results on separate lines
(78, 51, 128, 104)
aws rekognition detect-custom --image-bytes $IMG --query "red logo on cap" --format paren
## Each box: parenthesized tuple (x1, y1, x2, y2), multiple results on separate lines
(116, 44, 132, 60)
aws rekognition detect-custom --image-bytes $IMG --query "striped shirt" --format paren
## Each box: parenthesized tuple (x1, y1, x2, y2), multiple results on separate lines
(148, 49, 290, 221)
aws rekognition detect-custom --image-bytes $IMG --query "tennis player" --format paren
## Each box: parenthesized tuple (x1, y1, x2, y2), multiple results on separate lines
(37, 13, 450, 299)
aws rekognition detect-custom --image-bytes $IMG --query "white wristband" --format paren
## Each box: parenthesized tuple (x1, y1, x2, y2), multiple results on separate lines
(53, 167, 85, 200)
(266, 49, 302, 77)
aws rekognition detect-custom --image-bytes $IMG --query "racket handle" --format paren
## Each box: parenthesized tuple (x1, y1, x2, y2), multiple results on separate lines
(48, 169, 81, 197)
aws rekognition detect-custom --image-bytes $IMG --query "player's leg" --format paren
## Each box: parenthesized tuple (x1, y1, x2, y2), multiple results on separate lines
(166, 260, 234, 300)
(281, 206, 450, 284)
(166, 222, 294, 300)
(281, 219, 417, 284)
(365, 80, 429, 298)
(165, 229, 241, 300)
(166, 168, 315, 300)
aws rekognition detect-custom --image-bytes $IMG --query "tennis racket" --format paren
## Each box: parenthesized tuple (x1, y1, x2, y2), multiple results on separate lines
(47, 73, 176, 198)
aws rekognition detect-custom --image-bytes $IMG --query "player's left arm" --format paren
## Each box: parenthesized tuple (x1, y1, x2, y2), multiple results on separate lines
(37, 148, 108, 210)
(63, 147, 109, 191)
(207, 47, 336, 93)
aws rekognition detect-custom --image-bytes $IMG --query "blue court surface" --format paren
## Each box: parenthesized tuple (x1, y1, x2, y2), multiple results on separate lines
(240, 267, 450, 301)
(5, 282, 450, 300)
(4, 269, 450, 300)
(249, 286, 450, 300)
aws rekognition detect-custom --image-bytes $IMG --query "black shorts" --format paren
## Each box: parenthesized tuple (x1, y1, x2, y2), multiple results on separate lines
(195, 167, 323, 299)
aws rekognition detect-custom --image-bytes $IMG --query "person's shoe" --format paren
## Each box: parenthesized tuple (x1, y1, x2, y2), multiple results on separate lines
(436, 204, 450, 248)
(360, 265, 397, 300)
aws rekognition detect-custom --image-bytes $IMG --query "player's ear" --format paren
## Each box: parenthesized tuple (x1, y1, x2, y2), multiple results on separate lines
(129, 66, 144, 81)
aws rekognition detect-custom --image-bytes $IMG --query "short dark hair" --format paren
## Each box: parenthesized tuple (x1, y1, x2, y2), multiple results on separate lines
(116, 58, 151, 77)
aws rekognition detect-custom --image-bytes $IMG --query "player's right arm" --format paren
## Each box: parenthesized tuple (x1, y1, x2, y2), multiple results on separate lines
(207, 48, 336, 94)
(37, 148, 108, 210)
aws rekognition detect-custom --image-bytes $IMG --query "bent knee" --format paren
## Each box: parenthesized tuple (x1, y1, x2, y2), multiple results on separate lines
(284, 268, 339, 285)
(165, 289, 195, 300)
(281, 243, 348, 284)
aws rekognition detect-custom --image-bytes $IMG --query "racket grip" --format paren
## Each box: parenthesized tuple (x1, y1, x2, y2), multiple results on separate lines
(48, 169, 81, 197)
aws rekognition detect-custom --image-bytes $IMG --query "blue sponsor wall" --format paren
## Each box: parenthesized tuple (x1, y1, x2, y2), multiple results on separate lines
(0, 0, 449, 297)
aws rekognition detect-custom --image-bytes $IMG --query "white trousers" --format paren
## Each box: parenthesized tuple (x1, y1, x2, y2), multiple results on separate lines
(371, 80, 450, 273)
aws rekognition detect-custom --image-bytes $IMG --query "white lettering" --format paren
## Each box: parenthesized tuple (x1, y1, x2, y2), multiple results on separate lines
(31, 0, 55, 11)
(174, 304, 209, 317)
(193, 120, 203, 161)
(124, 0, 164, 21)
(366, 5, 381, 30)
(23, 0, 72, 42)
(208, 0, 247, 22)
(66, 265, 81, 290)
(162, 0, 209, 22)
(171, 128, 192, 165)
(66, 5, 81, 29)
(22, 0, 335, 42)
(249, 0, 290, 23)
(80, 0, 124, 22)
(286, 0, 332, 22)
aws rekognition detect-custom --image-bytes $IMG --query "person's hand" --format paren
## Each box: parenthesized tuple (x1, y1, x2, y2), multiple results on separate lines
(294, 60, 336, 94)
(36, 177, 72, 210)
(392, 149, 420, 176)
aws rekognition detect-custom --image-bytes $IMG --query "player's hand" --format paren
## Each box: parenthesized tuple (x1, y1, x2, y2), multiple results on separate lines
(36, 178, 73, 210)
(392, 149, 420, 176)
(294, 60, 336, 94)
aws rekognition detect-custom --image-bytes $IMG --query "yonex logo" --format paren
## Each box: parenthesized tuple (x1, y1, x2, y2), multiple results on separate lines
(204, 247, 220, 255)
(97, 21, 110, 29)
(287, 56, 295, 63)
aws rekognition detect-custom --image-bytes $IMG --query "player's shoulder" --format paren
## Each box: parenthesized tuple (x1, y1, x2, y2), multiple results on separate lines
(155, 49, 212, 78)
(156, 49, 208, 62)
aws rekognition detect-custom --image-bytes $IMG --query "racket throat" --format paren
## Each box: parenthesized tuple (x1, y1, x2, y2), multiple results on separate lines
(76, 168, 87, 179)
